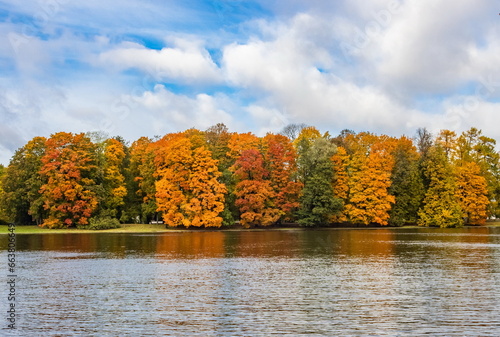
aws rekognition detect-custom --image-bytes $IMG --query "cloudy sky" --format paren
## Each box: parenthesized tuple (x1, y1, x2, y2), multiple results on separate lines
(0, 0, 499, 164)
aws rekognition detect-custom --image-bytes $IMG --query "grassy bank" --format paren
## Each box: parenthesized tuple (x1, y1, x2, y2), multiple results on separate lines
(1, 220, 500, 235)
(0, 223, 172, 234)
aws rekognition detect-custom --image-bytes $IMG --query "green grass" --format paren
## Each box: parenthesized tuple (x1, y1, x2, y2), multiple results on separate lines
(2, 220, 500, 235)
(0, 223, 172, 234)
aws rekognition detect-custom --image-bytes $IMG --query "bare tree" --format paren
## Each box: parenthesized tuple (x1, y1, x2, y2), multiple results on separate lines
(415, 128, 433, 156)
(280, 123, 308, 140)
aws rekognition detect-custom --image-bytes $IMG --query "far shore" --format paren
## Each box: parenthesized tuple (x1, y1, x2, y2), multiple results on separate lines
(1, 221, 500, 235)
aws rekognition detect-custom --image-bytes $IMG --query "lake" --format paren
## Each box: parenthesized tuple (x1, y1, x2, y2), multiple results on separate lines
(2, 227, 500, 336)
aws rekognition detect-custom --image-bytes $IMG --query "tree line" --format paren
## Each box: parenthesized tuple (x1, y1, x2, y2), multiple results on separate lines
(0, 124, 498, 229)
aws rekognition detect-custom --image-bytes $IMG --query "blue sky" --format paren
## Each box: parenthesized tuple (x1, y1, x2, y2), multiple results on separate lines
(1, 0, 499, 164)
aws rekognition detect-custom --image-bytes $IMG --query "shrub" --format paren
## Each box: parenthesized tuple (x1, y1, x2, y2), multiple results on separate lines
(79, 217, 121, 230)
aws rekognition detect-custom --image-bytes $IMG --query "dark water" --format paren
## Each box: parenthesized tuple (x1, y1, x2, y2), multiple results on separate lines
(2, 227, 500, 336)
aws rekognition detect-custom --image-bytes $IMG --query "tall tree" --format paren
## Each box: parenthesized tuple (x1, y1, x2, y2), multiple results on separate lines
(233, 148, 280, 227)
(39, 132, 98, 228)
(436, 130, 457, 160)
(205, 123, 236, 226)
(100, 138, 127, 218)
(155, 133, 226, 228)
(388, 137, 424, 226)
(455, 161, 489, 225)
(418, 145, 463, 228)
(129, 137, 157, 223)
(345, 134, 396, 226)
(0, 164, 7, 223)
(296, 136, 342, 226)
(263, 134, 302, 222)
(456, 128, 500, 217)
(331, 146, 349, 223)
(280, 123, 308, 141)
(415, 127, 433, 158)
(1, 137, 47, 225)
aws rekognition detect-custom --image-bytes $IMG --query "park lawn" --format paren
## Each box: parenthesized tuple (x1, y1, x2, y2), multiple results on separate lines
(0, 223, 170, 234)
(1, 220, 500, 235)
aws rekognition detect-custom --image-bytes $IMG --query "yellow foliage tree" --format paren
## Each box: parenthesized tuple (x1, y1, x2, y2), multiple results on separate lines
(102, 138, 127, 216)
(155, 133, 226, 228)
(455, 161, 489, 225)
(344, 134, 396, 225)
(227, 132, 261, 161)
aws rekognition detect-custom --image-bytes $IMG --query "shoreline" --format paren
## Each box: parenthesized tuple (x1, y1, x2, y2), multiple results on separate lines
(1, 221, 500, 235)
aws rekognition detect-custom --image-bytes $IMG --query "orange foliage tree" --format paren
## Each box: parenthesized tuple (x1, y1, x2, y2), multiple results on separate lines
(227, 132, 261, 161)
(263, 134, 302, 221)
(455, 161, 489, 225)
(233, 148, 280, 227)
(39, 132, 98, 228)
(155, 133, 226, 227)
(344, 133, 396, 225)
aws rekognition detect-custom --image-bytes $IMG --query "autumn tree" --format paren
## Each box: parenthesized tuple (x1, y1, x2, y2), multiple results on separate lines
(455, 161, 489, 225)
(232, 148, 280, 227)
(1, 137, 47, 225)
(39, 132, 99, 228)
(155, 133, 226, 228)
(293, 126, 322, 148)
(263, 134, 302, 222)
(456, 128, 500, 216)
(435, 130, 457, 160)
(418, 145, 463, 228)
(345, 134, 396, 226)
(129, 137, 157, 223)
(100, 138, 127, 218)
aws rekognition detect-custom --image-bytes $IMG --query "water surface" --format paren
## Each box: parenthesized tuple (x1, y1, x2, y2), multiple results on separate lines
(2, 227, 500, 336)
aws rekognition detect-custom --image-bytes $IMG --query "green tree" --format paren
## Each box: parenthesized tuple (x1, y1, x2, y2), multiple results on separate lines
(418, 145, 463, 228)
(99, 138, 127, 219)
(1, 137, 47, 225)
(205, 123, 236, 226)
(456, 128, 500, 217)
(129, 137, 157, 223)
(0, 164, 7, 224)
(296, 136, 342, 226)
(389, 137, 424, 226)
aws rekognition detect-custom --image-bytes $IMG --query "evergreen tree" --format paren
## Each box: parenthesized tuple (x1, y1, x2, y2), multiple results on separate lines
(389, 138, 424, 226)
(296, 136, 342, 226)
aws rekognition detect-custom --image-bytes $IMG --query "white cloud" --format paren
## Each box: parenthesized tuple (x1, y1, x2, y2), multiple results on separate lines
(344, 0, 499, 98)
(99, 38, 222, 84)
(129, 85, 235, 134)
(222, 13, 424, 135)
(2, 0, 500, 165)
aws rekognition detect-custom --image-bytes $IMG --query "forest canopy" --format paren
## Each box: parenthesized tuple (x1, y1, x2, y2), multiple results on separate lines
(0, 124, 497, 229)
